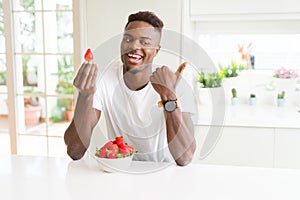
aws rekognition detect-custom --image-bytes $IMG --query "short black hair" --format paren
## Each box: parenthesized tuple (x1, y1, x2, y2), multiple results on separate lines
(125, 11, 164, 33)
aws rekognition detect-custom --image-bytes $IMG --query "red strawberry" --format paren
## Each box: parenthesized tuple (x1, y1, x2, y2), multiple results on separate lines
(126, 144, 135, 154)
(107, 144, 119, 154)
(106, 150, 116, 159)
(99, 148, 107, 158)
(119, 143, 131, 156)
(97, 137, 136, 159)
(115, 136, 124, 146)
(95, 147, 107, 158)
(84, 48, 94, 61)
(102, 141, 113, 149)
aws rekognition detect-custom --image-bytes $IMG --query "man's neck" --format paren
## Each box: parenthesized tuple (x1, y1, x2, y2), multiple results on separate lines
(123, 67, 151, 91)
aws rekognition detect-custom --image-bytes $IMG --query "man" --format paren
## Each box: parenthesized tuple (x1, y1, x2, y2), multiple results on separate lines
(64, 11, 196, 166)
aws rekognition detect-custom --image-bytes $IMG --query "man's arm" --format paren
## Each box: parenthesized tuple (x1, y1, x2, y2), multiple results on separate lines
(164, 110, 196, 166)
(64, 95, 100, 160)
(64, 61, 100, 160)
(150, 62, 196, 166)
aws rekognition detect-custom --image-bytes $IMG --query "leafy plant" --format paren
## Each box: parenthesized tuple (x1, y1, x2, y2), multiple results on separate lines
(22, 55, 38, 86)
(24, 87, 43, 107)
(51, 56, 75, 121)
(56, 81, 74, 94)
(198, 72, 223, 88)
(55, 56, 74, 94)
(250, 93, 256, 98)
(277, 91, 285, 99)
(24, 97, 39, 107)
(231, 88, 237, 98)
(0, 71, 6, 84)
(219, 61, 246, 78)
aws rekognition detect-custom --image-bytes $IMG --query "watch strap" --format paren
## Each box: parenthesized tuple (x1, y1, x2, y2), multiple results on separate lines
(157, 99, 179, 111)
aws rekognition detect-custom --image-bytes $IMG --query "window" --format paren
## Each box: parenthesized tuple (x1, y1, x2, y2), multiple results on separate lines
(197, 34, 300, 70)
(0, 0, 80, 157)
(194, 16, 300, 71)
(0, 0, 10, 155)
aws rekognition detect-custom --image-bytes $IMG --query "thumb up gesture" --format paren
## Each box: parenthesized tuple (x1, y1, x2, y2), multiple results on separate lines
(150, 62, 187, 101)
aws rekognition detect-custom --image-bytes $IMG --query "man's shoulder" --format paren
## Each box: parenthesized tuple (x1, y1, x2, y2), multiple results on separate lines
(97, 59, 122, 81)
(99, 59, 122, 73)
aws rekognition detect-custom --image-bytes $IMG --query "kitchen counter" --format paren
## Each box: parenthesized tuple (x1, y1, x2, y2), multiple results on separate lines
(1, 155, 300, 200)
(196, 104, 300, 128)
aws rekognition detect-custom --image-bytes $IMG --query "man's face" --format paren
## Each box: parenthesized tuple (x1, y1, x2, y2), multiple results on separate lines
(121, 21, 161, 73)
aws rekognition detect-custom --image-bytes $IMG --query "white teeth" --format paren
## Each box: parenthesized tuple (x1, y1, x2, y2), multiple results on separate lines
(128, 53, 142, 59)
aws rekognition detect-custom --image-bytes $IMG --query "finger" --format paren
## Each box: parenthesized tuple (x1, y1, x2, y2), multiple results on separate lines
(175, 62, 188, 87)
(90, 64, 98, 87)
(79, 62, 94, 89)
(73, 61, 88, 86)
(176, 62, 188, 76)
(85, 64, 98, 89)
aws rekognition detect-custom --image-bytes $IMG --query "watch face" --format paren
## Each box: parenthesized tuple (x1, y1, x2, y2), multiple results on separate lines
(165, 100, 177, 112)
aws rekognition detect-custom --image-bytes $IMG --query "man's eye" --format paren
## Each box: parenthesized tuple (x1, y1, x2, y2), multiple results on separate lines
(141, 40, 150, 46)
(123, 38, 132, 43)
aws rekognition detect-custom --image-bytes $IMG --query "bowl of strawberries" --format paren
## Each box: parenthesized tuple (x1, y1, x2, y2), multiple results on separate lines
(94, 136, 136, 172)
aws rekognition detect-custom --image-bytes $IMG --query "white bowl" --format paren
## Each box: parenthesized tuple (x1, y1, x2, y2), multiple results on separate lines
(95, 154, 133, 173)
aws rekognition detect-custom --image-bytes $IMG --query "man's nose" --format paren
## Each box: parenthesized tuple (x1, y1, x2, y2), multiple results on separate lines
(130, 39, 141, 50)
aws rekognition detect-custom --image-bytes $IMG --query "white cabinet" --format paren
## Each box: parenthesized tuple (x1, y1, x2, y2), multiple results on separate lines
(274, 128, 300, 169)
(190, 0, 300, 15)
(193, 125, 300, 169)
(190, 0, 300, 21)
(193, 126, 274, 168)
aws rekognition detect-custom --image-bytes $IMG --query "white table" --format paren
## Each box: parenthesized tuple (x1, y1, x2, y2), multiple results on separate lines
(1, 155, 300, 200)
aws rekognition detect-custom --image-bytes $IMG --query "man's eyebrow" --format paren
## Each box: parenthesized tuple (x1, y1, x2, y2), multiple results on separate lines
(140, 36, 152, 40)
(123, 33, 132, 37)
(123, 33, 152, 40)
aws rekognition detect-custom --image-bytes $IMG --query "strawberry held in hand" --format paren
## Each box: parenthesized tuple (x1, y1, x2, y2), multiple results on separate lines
(84, 48, 94, 61)
(95, 136, 136, 159)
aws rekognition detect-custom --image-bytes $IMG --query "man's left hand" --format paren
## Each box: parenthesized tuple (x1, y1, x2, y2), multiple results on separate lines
(150, 62, 187, 101)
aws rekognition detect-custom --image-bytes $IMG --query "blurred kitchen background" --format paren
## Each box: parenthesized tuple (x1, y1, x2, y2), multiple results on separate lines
(1, 0, 300, 168)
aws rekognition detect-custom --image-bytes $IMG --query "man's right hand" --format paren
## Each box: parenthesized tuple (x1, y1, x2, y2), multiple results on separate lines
(65, 60, 100, 160)
(73, 61, 98, 97)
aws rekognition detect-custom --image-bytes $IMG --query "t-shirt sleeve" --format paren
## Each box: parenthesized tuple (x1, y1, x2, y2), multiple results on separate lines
(93, 76, 104, 111)
(93, 92, 103, 111)
(92, 59, 121, 112)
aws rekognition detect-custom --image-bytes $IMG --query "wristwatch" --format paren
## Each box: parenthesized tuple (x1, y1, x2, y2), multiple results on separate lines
(158, 99, 179, 112)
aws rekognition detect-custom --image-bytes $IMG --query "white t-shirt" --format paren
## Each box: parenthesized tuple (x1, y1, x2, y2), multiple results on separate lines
(93, 60, 196, 162)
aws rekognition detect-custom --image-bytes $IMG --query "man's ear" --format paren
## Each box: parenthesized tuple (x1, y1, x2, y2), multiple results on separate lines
(154, 45, 161, 57)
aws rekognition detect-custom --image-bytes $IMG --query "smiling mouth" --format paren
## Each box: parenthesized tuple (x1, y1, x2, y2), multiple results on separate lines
(127, 53, 143, 64)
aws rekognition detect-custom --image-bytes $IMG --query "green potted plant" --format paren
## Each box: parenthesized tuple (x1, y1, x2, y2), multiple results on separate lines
(197, 72, 223, 105)
(231, 88, 238, 105)
(52, 56, 74, 122)
(23, 87, 42, 126)
(198, 72, 223, 88)
(53, 82, 73, 122)
(277, 91, 285, 107)
(24, 96, 41, 126)
(0, 71, 6, 85)
(219, 61, 246, 78)
(249, 93, 256, 106)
